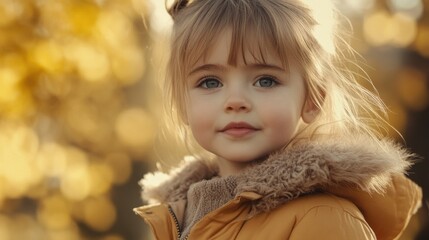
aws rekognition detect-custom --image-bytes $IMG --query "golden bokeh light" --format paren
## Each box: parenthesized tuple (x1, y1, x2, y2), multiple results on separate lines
(0, 0, 24, 27)
(414, 25, 429, 57)
(364, 11, 392, 46)
(364, 11, 394, 46)
(68, 1, 100, 35)
(0, 215, 11, 240)
(0, 0, 427, 239)
(25, 182, 48, 200)
(29, 40, 65, 74)
(63, 97, 113, 148)
(111, 47, 146, 85)
(105, 153, 132, 185)
(88, 162, 114, 196)
(341, 0, 375, 15)
(66, 41, 111, 82)
(102, 235, 125, 240)
(388, 0, 424, 19)
(0, 214, 45, 240)
(0, 67, 22, 104)
(60, 147, 91, 201)
(36, 142, 68, 178)
(395, 67, 429, 111)
(95, 10, 134, 50)
(46, 224, 81, 240)
(37, 0, 72, 33)
(0, 123, 40, 198)
(390, 13, 418, 47)
(386, 102, 408, 136)
(37, 194, 73, 230)
(83, 196, 116, 232)
(115, 108, 155, 150)
(0, 180, 5, 207)
(0, 0, 152, 238)
(364, 11, 417, 47)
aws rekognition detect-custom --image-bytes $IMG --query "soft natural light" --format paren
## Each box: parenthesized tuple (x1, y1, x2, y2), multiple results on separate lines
(388, 0, 423, 19)
(341, 0, 375, 15)
(306, 0, 336, 54)
(390, 0, 421, 10)
(148, 0, 173, 33)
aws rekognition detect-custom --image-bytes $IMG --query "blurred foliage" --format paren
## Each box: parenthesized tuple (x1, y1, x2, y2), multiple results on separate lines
(0, 0, 153, 239)
(0, 0, 428, 239)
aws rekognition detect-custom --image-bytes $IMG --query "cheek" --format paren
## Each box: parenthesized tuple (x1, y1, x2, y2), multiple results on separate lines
(186, 100, 215, 138)
(268, 111, 296, 131)
(186, 93, 220, 125)
(259, 100, 302, 137)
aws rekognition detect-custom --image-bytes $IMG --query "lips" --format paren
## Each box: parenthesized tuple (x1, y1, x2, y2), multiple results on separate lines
(220, 122, 259, 137)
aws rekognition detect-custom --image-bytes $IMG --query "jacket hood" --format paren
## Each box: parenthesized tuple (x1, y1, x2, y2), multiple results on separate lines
(139, 136, 421, 239)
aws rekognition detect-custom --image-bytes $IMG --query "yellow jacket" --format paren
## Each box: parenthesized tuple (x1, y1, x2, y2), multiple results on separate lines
(135, 138, 422, 240)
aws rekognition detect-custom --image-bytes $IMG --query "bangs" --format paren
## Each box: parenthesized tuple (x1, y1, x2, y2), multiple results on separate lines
(174, 0, 305, 75)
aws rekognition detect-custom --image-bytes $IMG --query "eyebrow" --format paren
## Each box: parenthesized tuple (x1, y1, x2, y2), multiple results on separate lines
(189, 63, 286, 76)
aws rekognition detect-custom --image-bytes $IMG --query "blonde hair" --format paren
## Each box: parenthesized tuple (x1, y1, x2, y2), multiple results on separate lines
(163, 0, 388, 149)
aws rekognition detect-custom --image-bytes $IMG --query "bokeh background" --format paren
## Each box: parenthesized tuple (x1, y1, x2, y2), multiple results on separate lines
(0, 0, 428, 239)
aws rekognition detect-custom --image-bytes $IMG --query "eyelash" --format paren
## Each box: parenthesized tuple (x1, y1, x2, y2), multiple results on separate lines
(196, 76, 222, 89)
(195, 75, 280, 89)
(254, 75, 279, 88)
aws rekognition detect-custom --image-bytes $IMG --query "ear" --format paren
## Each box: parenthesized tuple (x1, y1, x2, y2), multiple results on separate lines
(301, 97, 320, 123)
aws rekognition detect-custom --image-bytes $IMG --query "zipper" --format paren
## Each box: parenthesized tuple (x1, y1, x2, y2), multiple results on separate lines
(168, 205, 189, 240)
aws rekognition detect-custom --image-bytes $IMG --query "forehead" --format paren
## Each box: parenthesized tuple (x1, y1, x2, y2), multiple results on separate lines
(188, 29, 289, 72)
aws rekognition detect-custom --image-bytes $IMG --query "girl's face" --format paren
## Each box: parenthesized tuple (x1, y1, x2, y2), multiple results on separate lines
(185, 30, 317, 176)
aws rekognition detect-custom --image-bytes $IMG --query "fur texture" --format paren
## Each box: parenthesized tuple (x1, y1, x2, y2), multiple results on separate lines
(140, 136, 413, 214)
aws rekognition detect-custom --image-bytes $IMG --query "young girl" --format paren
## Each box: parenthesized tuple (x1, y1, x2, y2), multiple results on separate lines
(134, 0, 422, 239)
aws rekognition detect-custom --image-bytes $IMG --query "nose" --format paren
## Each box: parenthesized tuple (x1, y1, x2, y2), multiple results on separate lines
(224, 88, 251, 113)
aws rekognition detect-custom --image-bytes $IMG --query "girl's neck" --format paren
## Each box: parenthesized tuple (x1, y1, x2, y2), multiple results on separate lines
(217, 159, 248, 177)
(216, 155, 268, 177)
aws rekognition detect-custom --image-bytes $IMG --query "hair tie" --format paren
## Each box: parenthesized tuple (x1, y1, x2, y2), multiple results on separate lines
(167, 0, 190, 19)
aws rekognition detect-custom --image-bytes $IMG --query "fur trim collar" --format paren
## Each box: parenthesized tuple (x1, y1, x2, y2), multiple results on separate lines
(140, 136, 412, 213)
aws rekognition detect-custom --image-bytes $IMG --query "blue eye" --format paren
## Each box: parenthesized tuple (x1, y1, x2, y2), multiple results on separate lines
(254, 77, 278, 88)
(198, 78, 223, 89)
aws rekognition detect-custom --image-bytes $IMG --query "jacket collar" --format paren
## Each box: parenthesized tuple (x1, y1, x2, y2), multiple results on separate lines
(140, 136, 412, 209)
(139, 136, 421, 239)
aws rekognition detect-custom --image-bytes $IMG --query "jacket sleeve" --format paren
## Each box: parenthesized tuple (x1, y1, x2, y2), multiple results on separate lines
(289, 206, 376, 240)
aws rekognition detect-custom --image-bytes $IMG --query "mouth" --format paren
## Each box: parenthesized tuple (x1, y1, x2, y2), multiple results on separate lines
(220, 122, 259, 137)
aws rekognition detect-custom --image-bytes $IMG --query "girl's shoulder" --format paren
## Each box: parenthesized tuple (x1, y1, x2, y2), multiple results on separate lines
(288, 193, 376, 239)
(246, 192, 376, 240)
(260, 192, 366, 229)
(260, 173, 422, 240)
(273, 192, 364, 220)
